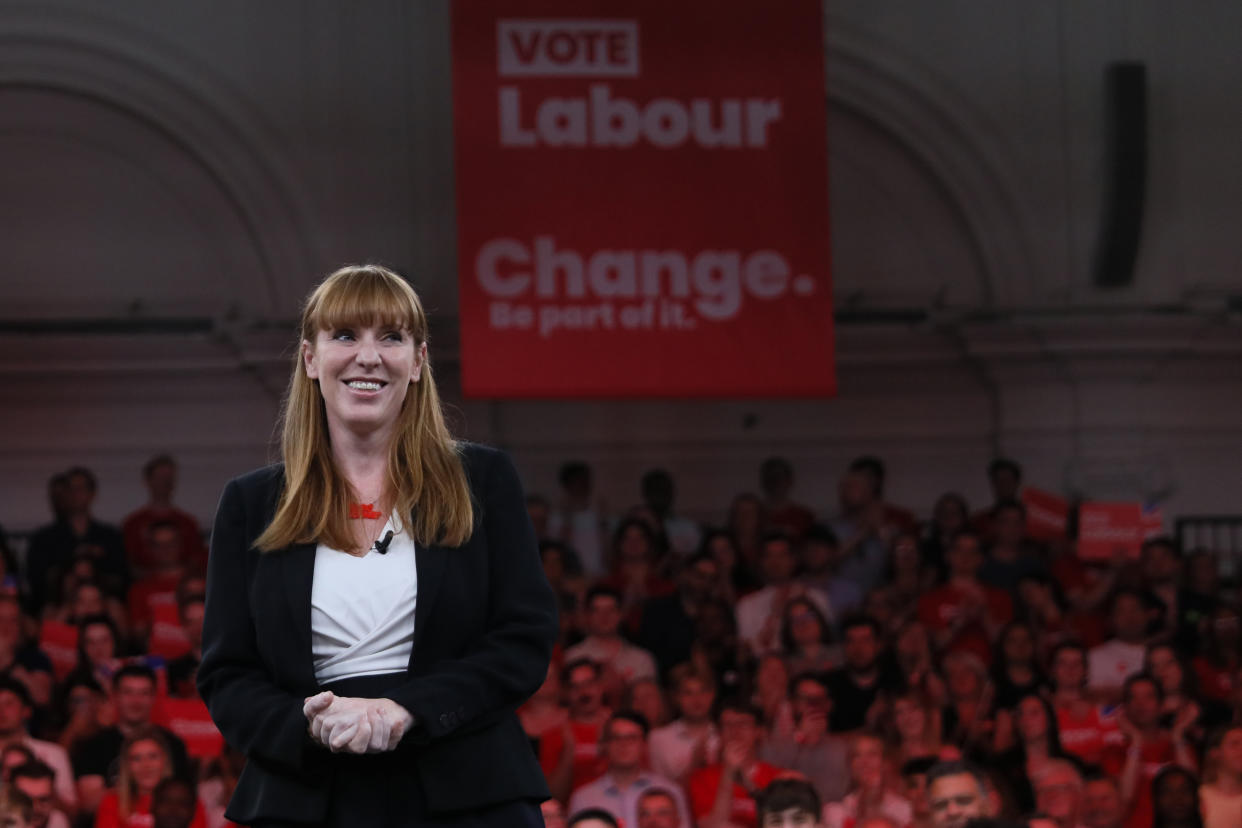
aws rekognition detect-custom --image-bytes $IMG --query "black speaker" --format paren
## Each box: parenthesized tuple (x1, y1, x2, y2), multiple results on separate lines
(1092, 62, 1147, 288)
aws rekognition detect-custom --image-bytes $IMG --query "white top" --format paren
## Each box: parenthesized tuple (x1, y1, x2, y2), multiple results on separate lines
(648, 720, 720, 781)
(311, 515, 418, 683)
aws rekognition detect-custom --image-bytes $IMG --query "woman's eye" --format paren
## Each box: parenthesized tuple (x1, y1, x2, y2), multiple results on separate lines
(333, 330, 355, 341)
(383, 331, 404, 342)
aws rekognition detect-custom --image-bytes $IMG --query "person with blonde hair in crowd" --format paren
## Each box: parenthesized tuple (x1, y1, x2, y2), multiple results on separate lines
(822, 731, 913, 828)
(92, 727, 205, 828)
(197, 265, 557, 826)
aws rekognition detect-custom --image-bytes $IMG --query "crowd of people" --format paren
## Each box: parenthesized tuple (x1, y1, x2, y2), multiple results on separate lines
(523, 456, 1241, 828)
(0, 452, 1238, 828)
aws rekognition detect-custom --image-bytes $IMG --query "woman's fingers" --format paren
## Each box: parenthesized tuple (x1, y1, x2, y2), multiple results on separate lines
(303, 691, 335, 719)
(346, 717, 373, 754)
(329, 719, 360, 752)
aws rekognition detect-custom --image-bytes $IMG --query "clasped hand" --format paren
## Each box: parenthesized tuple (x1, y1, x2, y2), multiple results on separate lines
(303, 691, 414, 754)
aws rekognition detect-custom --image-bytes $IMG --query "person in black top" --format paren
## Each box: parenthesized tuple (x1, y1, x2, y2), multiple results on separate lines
(825, 614, 903, 732)
(70, 664, 189, 815)
(25, 468, 129, 615)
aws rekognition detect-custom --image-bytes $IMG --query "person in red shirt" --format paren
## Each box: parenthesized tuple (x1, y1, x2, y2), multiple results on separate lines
(93, 727, 207, 828)
(540, 658, 611, 804)
(121, 456, 206, 578)
(1048, 642, 1121, 767)
(688, 701, 784, 828)
(1101, 673, 1197, 828)
(918, 532, 1012, 666)
(126, 522, 189, 647)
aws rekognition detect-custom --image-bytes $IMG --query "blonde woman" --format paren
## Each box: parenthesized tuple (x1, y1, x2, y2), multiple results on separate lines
(197, 266, 557, 826)
(93, 727, 205, 828)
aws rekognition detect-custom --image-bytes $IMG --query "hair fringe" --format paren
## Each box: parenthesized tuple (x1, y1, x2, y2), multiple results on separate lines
(256, 265, 473, 553)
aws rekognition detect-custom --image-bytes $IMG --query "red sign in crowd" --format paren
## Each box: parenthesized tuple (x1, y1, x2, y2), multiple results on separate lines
(452, 1, 834, 397)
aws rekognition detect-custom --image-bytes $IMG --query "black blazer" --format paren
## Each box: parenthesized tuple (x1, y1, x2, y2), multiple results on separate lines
(197, 442, 557, 824)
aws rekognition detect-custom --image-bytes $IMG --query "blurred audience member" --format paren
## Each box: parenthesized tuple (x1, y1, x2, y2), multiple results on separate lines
(10, 761, 66, 828)
(649, 669, 718, 786)
(0, 680, 73, 820)
(823, 731, 912, 828)
(825, 615, 901, 733)
(540, 659, 611, 804)
(760, 672, 848, 804)
(568, 712, 691, 828)
(640, 469, 701, 561)
(564, 587, 658, 701)
(1199, 725, 1242, 828)
(799, 525, 864, 622)
(120, 456, 205, 578)
(26, 469, 129, 616)
(918, 532, 1011, 667)
(736, 534, 831, 659)
(759, 458, 816, 543)
(1088, 591, 1153, 701)
(547, 462, 609, 577)
(71, 666, 188, 816)
(755, 778, 822, 828)
(92, 728, 204, 828)
(637, 552, 720, 679)
(688, 701, 783, 828)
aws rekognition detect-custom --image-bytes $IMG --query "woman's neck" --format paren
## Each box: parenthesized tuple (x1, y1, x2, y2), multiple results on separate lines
(329, 424, 392, 498)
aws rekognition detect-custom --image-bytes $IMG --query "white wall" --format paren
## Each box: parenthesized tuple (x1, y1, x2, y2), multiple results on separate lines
(2, 1, 1241, 536)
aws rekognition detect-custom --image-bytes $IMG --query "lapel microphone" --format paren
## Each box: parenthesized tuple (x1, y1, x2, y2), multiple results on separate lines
(373, 530, 395, 555)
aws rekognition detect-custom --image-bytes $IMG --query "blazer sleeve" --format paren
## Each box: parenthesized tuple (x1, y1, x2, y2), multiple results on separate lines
(196, 478, 313, 773)
(384, 448, 558, 743)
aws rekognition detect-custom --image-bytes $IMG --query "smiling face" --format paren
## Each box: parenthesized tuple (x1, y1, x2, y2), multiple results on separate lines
(127, 737, 168, 795)
(303, 324, 425, 440)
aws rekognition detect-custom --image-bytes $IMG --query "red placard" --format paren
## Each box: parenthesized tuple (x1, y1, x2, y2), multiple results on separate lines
(452, 1, 834, 397)
(38, 620, 78, 681)
(156, 696, 223, 759)
(1022, 488, 1070, 542)
(1078, 502, 1164, 561)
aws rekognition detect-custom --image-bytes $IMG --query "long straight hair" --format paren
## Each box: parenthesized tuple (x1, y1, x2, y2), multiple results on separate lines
(117, 726, 172, 820)
(255, 265, 473, 553)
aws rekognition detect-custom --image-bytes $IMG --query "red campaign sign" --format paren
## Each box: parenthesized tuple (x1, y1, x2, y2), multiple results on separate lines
(38, 620, 78, 681)
(156, 696, 223, 759)
(452, 0, 834, 397)
(1077, 502, 1165, 561)
(1021, 488, 1070, 542)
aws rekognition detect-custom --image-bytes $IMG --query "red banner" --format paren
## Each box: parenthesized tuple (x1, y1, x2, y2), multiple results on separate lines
(452, 0, 834, 397)
(1078, 502, 1164, 561)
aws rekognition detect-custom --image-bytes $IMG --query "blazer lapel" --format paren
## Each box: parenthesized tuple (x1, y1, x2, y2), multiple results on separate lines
(280, 540, 319, 690)
(410, 537, 448, 668)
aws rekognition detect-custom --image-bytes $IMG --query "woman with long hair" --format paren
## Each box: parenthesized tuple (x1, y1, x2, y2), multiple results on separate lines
(822, 731, 913, 828)
(993, 692, 1078, 815)
(990, 622, 1046, 711)
(597, 518, 675, 636)
(884, 689, 955, 767)
(196, 266, 557, 826)
(93, 727, 206, 828)
(779, 596, 838, 676)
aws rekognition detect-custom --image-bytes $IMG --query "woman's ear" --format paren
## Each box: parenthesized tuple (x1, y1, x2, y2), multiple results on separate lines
(410, 341, 428, 383)
(302, 340, 318, 379)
